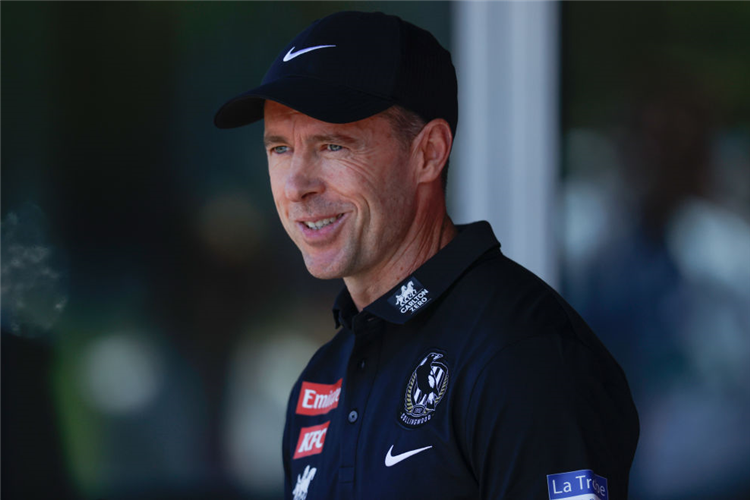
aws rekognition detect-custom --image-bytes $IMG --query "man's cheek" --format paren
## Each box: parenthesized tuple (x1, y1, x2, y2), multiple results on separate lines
(269, 183, 287, 217)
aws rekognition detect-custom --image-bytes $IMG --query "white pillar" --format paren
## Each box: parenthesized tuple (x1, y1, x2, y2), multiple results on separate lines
(449, 0, 560, 288)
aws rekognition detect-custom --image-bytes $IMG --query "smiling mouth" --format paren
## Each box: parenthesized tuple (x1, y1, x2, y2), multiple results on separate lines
(303, 214, 344, 230)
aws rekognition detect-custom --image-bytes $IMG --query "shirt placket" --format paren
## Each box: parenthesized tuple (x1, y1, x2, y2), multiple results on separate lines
(338, 312, 383, 499)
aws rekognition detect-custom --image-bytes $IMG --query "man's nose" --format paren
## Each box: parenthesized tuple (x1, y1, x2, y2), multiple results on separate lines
(285, 150, 324, 202)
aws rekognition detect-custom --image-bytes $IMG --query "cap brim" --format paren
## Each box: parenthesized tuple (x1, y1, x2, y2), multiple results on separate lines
(214, 76, 395, 129)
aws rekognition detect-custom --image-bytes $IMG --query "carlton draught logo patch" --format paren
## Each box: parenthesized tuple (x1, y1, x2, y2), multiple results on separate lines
(388, 277, 431, 315)
(399, 352, 449, 428)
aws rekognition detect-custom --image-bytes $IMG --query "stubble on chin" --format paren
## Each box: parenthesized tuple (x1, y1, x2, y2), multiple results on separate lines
(296, 240, 341, 279)
(302, 254, 344, 280)
(299, 237, 359, 281)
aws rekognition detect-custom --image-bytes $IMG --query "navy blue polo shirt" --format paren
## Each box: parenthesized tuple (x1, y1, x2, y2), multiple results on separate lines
(283, 222, 639, 500)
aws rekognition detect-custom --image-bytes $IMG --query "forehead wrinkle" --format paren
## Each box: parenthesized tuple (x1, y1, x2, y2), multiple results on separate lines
(264, 101, 388, 150)
(265, 123, 365, 149)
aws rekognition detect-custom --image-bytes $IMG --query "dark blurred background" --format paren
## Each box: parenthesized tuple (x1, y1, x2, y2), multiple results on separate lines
(2, 2, 749, 500)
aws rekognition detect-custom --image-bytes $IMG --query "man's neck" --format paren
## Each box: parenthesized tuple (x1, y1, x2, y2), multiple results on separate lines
(344, 213, 457, 312)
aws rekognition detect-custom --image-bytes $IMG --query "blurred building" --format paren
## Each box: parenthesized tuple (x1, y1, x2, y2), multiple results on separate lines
(560, 3, 750, 499)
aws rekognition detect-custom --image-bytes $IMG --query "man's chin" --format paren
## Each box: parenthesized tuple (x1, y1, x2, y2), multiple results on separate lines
(302, 255, 347, 280)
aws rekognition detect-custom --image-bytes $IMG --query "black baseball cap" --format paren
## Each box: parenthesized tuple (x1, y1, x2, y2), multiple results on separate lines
(214, 11, 458, 137)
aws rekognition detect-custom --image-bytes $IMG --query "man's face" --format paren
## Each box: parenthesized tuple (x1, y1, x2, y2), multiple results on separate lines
(264, 101, 418, 281)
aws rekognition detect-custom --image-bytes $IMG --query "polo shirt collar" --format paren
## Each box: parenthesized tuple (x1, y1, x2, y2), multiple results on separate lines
(333, 221, 500, 328)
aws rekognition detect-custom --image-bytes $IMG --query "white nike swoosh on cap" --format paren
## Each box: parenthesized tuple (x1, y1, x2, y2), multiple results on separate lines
(283, 45, 336, 62)
(384, 444, 433, 467)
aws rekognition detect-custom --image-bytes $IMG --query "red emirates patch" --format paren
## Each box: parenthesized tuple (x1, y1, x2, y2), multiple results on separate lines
(296, 379, 342, 416)
(293, 421, 330, 459)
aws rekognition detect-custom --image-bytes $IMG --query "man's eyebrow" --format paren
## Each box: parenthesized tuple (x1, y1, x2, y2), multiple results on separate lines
(309, 133, 360, 145)
(263, 134, 287, 147)
(264, 133, 361, 147)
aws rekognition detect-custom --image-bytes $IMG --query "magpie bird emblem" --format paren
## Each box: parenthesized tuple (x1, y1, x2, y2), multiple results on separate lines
(400, 351, 449, 428)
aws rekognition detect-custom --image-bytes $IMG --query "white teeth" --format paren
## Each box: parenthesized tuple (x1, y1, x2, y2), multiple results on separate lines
(304, 214, 342, 230)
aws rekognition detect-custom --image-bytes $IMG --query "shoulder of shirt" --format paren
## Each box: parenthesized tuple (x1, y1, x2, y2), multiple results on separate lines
(441, 248, 616, 363)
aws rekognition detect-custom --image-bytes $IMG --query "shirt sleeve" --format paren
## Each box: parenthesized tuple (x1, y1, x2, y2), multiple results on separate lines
(464, 332, 636, 500)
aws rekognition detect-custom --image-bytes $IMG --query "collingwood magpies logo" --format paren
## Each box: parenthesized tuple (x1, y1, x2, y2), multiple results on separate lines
(399, 352, 449, 428)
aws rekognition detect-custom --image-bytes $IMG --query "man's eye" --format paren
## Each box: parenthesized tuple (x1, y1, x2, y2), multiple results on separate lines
(326, 144, 343, 152)
(271, 145, 289, 154)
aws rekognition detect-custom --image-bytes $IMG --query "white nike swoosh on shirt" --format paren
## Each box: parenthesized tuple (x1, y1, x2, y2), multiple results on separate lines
(384, 444, 433, 467)
(283, 45, 336, 62)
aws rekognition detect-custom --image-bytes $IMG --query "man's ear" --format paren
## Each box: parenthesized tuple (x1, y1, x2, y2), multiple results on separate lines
(412, 119, 453, 184)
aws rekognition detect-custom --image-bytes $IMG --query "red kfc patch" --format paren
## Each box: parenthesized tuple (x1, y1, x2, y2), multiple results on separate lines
(296, 379, 342, 416)
(293, 421, 330, 459)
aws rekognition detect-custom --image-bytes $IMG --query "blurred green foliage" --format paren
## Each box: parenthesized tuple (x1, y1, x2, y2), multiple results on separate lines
(562, 1, 750, 128)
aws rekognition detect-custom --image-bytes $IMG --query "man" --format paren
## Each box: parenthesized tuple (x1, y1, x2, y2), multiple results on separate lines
(215, 11, 638, 500)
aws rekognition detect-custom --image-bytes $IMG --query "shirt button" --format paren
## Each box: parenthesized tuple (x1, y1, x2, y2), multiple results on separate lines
(348, 410, 358, 423)
(359, 359, 366, 370)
